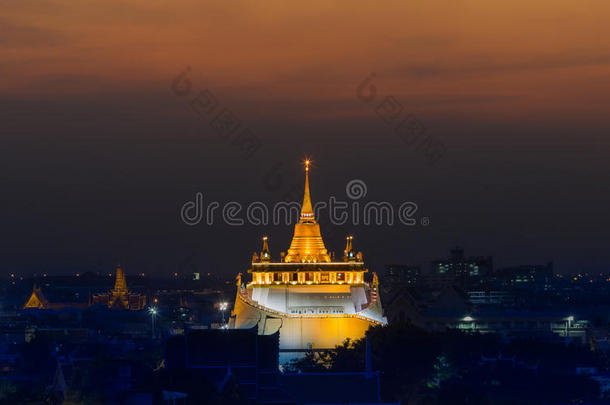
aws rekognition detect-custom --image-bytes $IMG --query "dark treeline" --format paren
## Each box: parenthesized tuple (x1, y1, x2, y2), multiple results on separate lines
(289, 323, 604, 404)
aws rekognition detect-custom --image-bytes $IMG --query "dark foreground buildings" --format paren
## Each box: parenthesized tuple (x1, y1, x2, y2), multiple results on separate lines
(164, 327, 389, 404)
(2, 244, 610, 403)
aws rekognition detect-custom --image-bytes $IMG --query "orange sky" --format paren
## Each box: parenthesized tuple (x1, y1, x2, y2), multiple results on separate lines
(2, 0, 609, 123)
(2, 1, 610, 273)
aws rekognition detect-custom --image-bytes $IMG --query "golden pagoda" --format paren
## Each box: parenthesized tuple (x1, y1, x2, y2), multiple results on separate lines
(284, 160, 331, 264)
(92, 265, 146, 310)
(230, 160, 387, 360)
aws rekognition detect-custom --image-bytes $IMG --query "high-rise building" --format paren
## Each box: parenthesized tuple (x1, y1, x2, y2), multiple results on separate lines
(229, 161, 387, 357)
(384, 264, 421, 286)
(498, 262, 554, 289)
(428, 247, 493, 287)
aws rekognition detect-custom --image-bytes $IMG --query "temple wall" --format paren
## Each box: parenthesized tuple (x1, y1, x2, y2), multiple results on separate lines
(266, 288, 287, 312)
(277, 316, 373, 350)
(350, 286, 367, 311)
(250, 285, 357, 314)
(231, 294, 375, 350)
(231, 295, 263, 330)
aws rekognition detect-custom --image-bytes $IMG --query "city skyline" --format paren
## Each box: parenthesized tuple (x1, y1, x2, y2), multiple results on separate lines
(1, 3, 609, 403)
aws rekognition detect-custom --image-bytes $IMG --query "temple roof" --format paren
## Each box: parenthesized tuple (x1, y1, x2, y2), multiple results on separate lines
(24, 285, 49, 309)
(284, 160, 331, 263)
(113, 265, 128, 293)
(251, 261, 364, 270)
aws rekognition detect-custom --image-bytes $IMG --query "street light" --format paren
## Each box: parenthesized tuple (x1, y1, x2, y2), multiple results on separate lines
(219, 302, 228, 326)
(149, 307, 158, 338)
(462, 316, 475, 331)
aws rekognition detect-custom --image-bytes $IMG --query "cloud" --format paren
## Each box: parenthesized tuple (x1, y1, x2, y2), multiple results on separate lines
(403, 53, 610, 79)
(0, 18, 67, 47)
(411, 94, 518, 106)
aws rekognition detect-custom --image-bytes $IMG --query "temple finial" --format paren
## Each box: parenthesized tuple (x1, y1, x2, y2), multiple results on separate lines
(261, 236, 271, 262)
(344, 236, 355, 261)
(300, 159, 315, 223)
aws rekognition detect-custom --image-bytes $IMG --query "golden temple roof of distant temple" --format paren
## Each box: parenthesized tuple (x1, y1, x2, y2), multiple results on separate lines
(24, 284, 49, 309)
(109, 265, 130, 309)
(92, 265, 146, 310)
(284, 160, 331, 263)
(113, 265, 128, 294)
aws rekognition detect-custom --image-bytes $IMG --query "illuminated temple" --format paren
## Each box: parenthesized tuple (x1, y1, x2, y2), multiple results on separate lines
(23, 285, 50, 309)
(229, 161, 387, 356)
(92, 265, 146, 310)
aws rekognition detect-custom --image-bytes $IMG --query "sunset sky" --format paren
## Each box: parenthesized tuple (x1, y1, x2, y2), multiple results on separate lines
(1, 1, 609, 275)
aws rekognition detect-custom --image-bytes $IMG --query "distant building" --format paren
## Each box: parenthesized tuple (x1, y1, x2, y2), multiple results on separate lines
(92, 265, 146, 310)
(383, 286, 426, 324)
(385, 284, 587, 342)
(165, 327, 387, 404)
(498, 262, 553, 289)
(431, 312, 588, 343)
(384, 264, 421, 286)
(23, 284, 88, 310)
(467, 290, 516, 307)
(23, 285, 50, 309)
(428, 247, 493, 287)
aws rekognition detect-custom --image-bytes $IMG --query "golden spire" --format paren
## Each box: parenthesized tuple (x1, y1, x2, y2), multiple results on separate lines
(113, 265, 128, 293)
(300, 159, 314, 223)
(344, 236, 356, 262)
(285, 159, 331, 263)
(109, 265, 129, 309)
(343, 236, 352, 261)
(261, 236, 271, 262)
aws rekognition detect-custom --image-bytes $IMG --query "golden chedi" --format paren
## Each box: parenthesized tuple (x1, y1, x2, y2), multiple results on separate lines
(229, 160, 387, 361)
